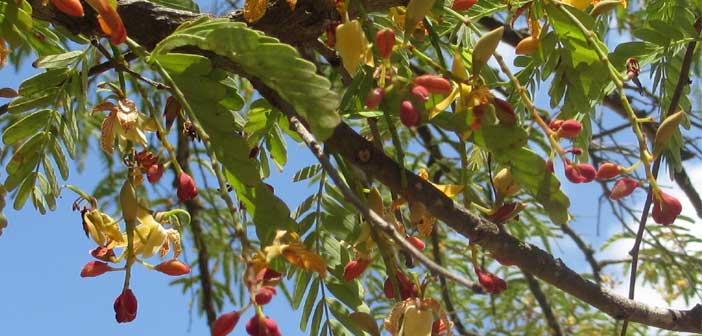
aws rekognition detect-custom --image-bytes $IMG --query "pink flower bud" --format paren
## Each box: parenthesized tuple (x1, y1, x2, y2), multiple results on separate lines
(212, 311, 241, 336)
(475, 268, 507, 294)
(565, 163, 595, 183)
(609, 178, 640, 200)
(548, 119, 563, 131)
(558, 119, 582, 139)
(383, 272, 418, 300)
(154, 259, 191, 276)
(177, 172, 198, 201)
(80, 261, 112, 277)
(407, 236, 426, 250)
(343, 259, 370, 282)
(364, 87, 384, 109)
(400, 100, 421, 127)
(410, 85, 430, 102)
(255, 268, 282, 285)
(246, 316, 281, 336)
(652, 191, 682, 226)
(413, 75, 452, 95)
(375, 28, 395, 59)
(90, 246, 116, 262)
(147, 163, 164, 183)
(113, 288, 138, 323)
(254, 286, 277, 305)
(596, 162, 621, 180)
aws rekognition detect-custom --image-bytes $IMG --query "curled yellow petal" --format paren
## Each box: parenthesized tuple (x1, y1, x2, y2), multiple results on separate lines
(244, 0, 268, 23)
(266, 230, 327, 277)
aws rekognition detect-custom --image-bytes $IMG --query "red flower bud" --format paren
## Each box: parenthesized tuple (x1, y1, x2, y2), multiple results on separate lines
(410, 85, 430, 102)
(408, 236, 426, 250)
(256, 268, 282, 285)
(177, 172, 198, 201)
(609, 178, 639, 200)
(413, 75, 452, 95)
(383, 273, 418, 300)
(365, 87, 384, 109)
(51, 0, 84, 17)
(652, 191, 682, 226)
(343, 259, 370, 282)
(596, 162, 621, 181)
(475, 268, 507, 294)
(565, 163, 595, 183)
(558, 119, 582, 139)
(80, 261, 112, 277)
(254, 286, 277, 305)
(245, 316, 281, 336)
(90, 246, 116, 262)
(493, 97, 516, 124)
(375, 28, 396, 59)
(452, 0, 478, 11)
(212, 311, 241, 336)
(400, 100, 421, 127)
(114, 288, 138, 323)
(549, 119, 563, 131)
(432, 319, 450, 335)
(154, 259, 191, 276)
(147, 163, 164, 183)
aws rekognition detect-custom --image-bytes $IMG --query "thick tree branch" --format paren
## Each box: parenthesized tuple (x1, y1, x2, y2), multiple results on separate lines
(26, 0, 702, 332)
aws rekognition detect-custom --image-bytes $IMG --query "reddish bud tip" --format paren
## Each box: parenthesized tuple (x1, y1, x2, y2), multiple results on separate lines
(256, 268, 282, 285)
(114, 289, 138, 323)
(475, 268, 507, 294)
(609, 178, 639, 200)
(558, 119, 583, 139)
(51, 0, 84, 17)
(343, 259, 370, 282)
(154, 259, 191, 276)
(400, 100, 421, 127)
(177, 172, 198, 201)
(596, 162, 621, 181)
(364, 87, 384, 109)
(452, 0, 478, 11)
(90, 246, 116, 262)
(80, 261, 112, 278)
(410, 85, 430, 102)
(383, 272, 418, 300)
(146, 163, 164, 184)
(254, 286, 277, 305)
(245, 316, 281, 336)
(413, 74, 452, 95)
(212, 311, 241, 336)
(549, 119, 563, 131)
(565, 163, 596, 183)
(408, 236, 426, 250)
(652, 191, 682, 226)
(375, 28, 396, 59)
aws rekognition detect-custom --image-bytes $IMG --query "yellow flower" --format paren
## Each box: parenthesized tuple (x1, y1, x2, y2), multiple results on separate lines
(83, 209, 125, 246)
(265, 230, 327, 278)
(93, 98, 153, 155)
(0, 35, 8, 68)
(397, 169, 463, 236)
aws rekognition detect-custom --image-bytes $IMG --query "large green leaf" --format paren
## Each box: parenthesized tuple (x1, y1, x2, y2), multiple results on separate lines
(151, 19, 340, 140)
(3, 109, 53, 145)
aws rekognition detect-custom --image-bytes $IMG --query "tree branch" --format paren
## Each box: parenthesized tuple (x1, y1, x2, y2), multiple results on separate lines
(27, 0, 702, 332)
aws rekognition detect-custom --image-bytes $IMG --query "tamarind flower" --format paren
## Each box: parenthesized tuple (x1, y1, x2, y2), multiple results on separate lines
(652, 191, 682, 226)
(94, 98, 155, 155)
(114, 288, 138, 323)
(264, 230, 327, 277)
(85, 0, 127, 44)
(212, 311, 241, 336)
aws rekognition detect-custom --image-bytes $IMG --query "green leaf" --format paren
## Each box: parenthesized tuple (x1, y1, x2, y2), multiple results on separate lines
(152, 19, 340, 140)
(325, 298, 365, 335)
(153, 53, 212, 75)
(299, 279, 319, 331)
(3, 109, 53, 145)
(6, 131, 46, 179)
(310, 299, 325, 336)
(13, 173, 36, 210)
(493, 147, 570, 225)
(149, 0, 199, 12)
(32, 50, 83, 69)
(291, 270, 312, 310)
(49, 137, 69, 180)
(266, 124, 287, 171)
(18, 68, 70, 97)
(293, 164, 321, 182)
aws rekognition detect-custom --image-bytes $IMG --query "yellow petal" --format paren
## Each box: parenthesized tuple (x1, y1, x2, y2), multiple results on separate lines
(282, 242, 327, 277)
(116, 99, 138, 129)
(432, 183, 464, 198)
(100, 111, 116, 154)
(244, 0, 268, 23)
(286, 0, 296, 9)
(0, 36, 8, 69)
(428, 86, 459, 120)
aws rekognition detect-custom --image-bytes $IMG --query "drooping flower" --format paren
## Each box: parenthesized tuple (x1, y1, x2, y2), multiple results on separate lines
(212, 311, 241, 336)
(113, 288, 138, 323)
(94, 98, 151, 155)
(475, 268, 507, 294)
(652, 191, 682, 226)
(264, 230, 327, 278)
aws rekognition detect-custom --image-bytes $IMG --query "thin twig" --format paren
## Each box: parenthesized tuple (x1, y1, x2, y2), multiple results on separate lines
(524, 272, 564, 336)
